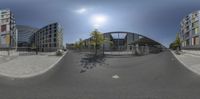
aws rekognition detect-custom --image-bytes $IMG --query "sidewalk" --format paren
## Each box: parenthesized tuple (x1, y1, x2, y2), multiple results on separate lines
(0, 51, 67, 79)
(171, 50, 200, 75)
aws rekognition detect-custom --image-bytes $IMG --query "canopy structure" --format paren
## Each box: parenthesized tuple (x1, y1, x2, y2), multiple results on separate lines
(131, 37, 161, 46)
(110, 33, 127, 39)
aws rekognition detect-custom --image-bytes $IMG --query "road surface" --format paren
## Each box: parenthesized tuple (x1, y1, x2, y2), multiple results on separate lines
(0, 50, 200, 99)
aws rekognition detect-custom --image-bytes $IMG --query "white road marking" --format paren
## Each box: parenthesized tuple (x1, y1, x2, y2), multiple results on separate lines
(112, 74, 119, 79)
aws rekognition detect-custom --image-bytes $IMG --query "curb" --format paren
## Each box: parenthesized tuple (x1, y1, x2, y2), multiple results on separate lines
(170, 50, 200, 75)
(0, 50, 68, 80)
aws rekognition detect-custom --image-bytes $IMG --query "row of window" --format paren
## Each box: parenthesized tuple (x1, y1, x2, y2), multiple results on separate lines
(182, 36, 200, 47)
(1, 10, 10, 14)
(181, 20, 199, 32)
(37, 38, 57, 43)
(37, 29, 57, 34)
(44, 23, 57, 29)
(36, 32, 57, 37)
(184, 12, 199, 21)
(36, 34, 57, 40)
(39, 26, 57, 32)
(0, 18, 9, 23)
(0, 24, 17, 33)
(182, 27, 200, 39)
(1, 14, 10, 19)
(0, 24, 7, 32)
(38, 43, 57, 48)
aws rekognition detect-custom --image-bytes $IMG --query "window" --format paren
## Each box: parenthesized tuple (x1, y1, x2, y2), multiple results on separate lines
(54, 26, 57, 29)
(185, 32, 190, 38)
(54, 30, 57, 33)
(1, 11, 7, 14)
(54, 38, 56, 42)
(195, 13, 198, 17)
(192, 29, 195, 34)
(186, 39, 190, 46)
(182, 41, 186, 47)
(1, 15, 4, 18)
(192, 36, 199, 46)
(186, 16, 189, 21)
(186, 22, 189, 25)
(193, 27, 200, 35)
(192, 21, 199, 28)
(1, 25, 6, 32)
(195, 27, 199, 34)
(186, 26, 189, 31)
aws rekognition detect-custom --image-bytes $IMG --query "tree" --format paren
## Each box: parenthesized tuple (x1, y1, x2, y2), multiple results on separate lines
(78, 38, 84, 50)
(169, 33, 182, 50)
(74, 42, 80, 50)
(74, 38, 85, 51)
(90, 29, 105, 55)
(174, 33, 181, 51)
(169, 42, 176, 50)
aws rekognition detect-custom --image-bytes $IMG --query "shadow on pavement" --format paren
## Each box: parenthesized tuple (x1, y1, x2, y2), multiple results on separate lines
(80, 54, 107, 73)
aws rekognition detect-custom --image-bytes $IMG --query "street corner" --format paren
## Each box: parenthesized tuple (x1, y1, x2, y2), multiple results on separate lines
(0, 50, 68, 82)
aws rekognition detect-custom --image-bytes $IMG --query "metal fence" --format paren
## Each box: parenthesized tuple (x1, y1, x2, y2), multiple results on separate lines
(0, 47, 37, 56)
(72, 45, 163, 56)
(17, 47, 38, 56)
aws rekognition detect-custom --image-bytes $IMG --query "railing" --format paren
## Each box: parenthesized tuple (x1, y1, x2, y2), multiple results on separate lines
(0, 47, 37, 56)
(72, 46, 163, 56)
(17, 47, 37, 56)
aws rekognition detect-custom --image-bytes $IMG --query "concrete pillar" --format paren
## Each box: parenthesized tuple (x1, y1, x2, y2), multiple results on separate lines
(145, 44, 149, 55)
(135, 44, 140, 55)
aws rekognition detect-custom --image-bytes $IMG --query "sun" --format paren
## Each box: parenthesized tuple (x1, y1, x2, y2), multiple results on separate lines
(91, 14, 107, 28)
(91, 14, 107, 24)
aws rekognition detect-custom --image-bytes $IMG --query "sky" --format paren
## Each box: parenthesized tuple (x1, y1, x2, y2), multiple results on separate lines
(0, 0, 200, 47)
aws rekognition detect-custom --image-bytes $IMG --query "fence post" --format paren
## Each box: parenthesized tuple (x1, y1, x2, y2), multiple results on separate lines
(8, 47, 10, 56)
(36, 47, 38, 55)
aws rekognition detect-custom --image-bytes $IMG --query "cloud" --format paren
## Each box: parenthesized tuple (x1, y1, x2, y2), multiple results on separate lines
(75, 8, 87, 14)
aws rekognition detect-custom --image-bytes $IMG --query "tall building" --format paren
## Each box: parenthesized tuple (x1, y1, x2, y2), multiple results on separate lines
(34, 23, 63, 52)
(180, 10, 200, 49)
(17, 25, 38, 47)
(0, 9, 18, 48)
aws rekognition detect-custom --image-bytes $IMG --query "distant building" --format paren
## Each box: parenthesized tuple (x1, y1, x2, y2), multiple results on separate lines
(83, 31, 163, 53)
(180, 10, 200, 49)
(0, 9, 18, 48)
(66, 43, 74, 49)
(17, 25, 38, 47)
(34, 23, 63, 52)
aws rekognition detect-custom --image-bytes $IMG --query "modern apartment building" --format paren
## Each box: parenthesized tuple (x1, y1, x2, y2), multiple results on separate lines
(0, 9, 18, 48)
(17, 25, 38, 47)
(180, 10, 200, 49)
(34, 23, 63, 52)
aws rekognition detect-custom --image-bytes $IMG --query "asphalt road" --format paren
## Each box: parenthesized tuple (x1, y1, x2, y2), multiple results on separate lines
(0, 50, 200, 99)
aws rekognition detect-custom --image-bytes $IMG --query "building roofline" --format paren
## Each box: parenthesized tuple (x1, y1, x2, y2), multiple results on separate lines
(180, 10, 200, 23)
(82, 31, 163, 46)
